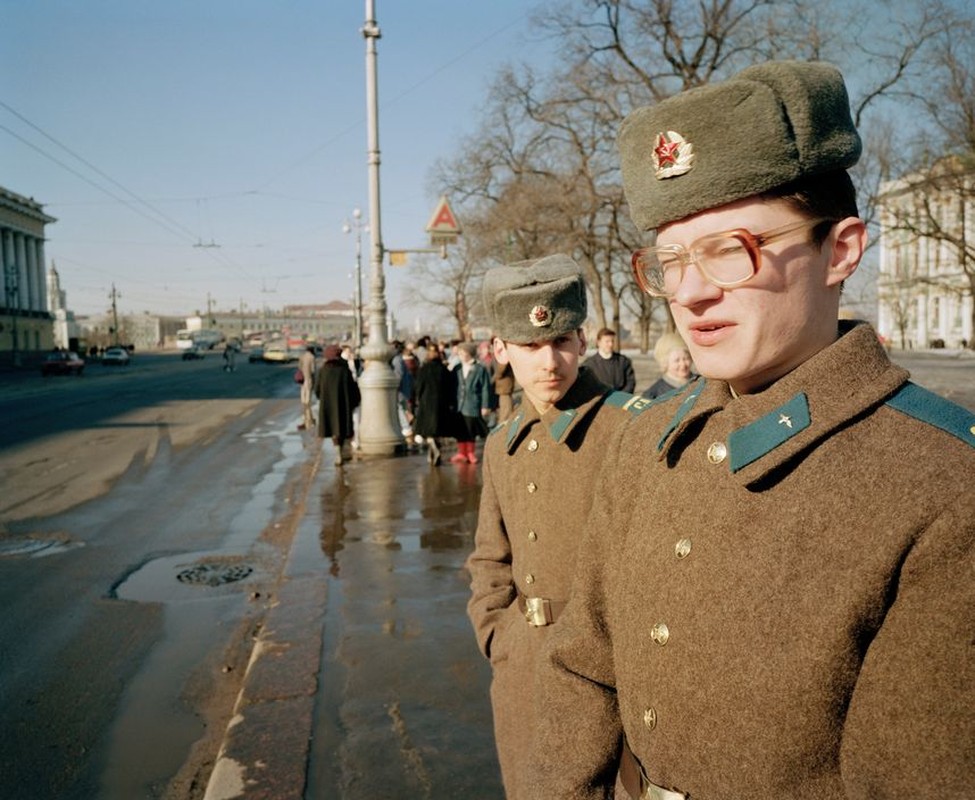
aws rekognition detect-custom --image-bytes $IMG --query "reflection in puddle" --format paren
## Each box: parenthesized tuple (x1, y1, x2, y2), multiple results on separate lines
(0, 535, 84, 558)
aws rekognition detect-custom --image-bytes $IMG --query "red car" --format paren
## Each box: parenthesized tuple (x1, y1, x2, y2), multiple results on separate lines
(41, 350, 86, 376)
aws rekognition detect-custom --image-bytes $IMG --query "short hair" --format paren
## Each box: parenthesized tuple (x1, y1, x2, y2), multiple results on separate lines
(761, 169, 859, 245)
(596, 328, 616, 339)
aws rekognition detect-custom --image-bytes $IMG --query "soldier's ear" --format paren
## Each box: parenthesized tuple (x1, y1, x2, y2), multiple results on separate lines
(577, 329, 587, 355)
(824, 216, 865, 288)
(493, 337, 511, 365)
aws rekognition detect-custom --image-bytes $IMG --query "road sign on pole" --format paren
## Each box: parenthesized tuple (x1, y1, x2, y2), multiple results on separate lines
(425, 196, 461, 246)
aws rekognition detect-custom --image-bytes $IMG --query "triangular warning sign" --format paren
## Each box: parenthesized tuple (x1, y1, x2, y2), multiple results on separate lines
(425, 196, 461, 234)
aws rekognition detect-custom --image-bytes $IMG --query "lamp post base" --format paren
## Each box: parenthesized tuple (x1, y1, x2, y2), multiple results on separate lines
(355, 358, 407, 456)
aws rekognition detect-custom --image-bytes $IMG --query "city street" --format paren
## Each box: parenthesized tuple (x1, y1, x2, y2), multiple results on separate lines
(0, 346, 971, 799)
(0, 351, 503, 800)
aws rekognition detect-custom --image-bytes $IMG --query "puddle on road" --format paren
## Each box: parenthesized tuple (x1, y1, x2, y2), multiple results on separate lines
(100, 411, 310, 800)
(114, 552, 264, 603)
(112, 414, 307, 604)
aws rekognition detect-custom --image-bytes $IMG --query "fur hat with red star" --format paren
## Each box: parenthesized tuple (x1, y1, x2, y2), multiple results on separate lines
(483, 254, 588, 344)
(619, 60, 862, 231)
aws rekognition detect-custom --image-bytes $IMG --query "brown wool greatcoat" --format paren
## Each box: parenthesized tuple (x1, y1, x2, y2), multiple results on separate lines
(527, 322, 975, 800)
(466, 369, 642, 799)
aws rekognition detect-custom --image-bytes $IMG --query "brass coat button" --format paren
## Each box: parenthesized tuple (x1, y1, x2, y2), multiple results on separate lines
(527, 439, 539, 452)
(707, 442, 727, 464)
(525, 573, 535, 585)
(527, 482, 538, 493)
(650, 622, 670, 646)
(643, 707, 657, 730)
(675, 538, 692, 559)
(528, 530, 538, 542)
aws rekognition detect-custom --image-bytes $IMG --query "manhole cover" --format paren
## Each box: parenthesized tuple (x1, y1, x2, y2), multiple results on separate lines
(176, 561, 253, 586)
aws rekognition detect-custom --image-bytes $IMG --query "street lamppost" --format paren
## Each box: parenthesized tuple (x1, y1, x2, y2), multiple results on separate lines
(342, 208, 367, 350)
(4, 260, 20, 367)
(355, 0, 406, 455)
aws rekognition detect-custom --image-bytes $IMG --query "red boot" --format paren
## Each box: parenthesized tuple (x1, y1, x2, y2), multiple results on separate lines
(450, 442, 469, 464)
(466, 441, 479, 464)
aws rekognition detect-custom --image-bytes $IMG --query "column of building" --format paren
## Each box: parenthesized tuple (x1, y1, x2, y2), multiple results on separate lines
(1, 186, 57, 360)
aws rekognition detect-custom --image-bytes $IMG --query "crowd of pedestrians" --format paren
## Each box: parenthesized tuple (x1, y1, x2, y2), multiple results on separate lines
(297, 326, 684, 468)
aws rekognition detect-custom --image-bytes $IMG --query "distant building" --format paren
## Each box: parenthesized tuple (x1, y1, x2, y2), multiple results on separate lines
(877, 158, 974, 349)
(1, 185, 56, 365)
(206, 301, 359, 345)
(79, 312, 184, 352)
(47, 262, 82, 350)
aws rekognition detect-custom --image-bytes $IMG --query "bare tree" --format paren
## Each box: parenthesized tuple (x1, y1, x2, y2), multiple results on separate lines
(875, 15, 975, 349)
(423, 0, 970, 346)
(402, 233, 492, 341)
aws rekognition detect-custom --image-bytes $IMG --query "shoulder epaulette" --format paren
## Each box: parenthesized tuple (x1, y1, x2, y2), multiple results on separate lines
(884, 381, 975, 449)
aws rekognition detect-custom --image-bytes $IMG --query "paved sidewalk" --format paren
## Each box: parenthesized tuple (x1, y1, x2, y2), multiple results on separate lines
(203, 437, 495, 800)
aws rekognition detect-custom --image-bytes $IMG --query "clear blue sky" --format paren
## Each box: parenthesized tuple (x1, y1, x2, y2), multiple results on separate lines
(2, 0, 554, 327)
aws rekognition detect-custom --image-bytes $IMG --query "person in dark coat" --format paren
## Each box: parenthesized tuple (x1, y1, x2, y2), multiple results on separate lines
(583, 327, 635, 392)
(315, 344, 360, 466)
(451, 341, 492, 464)
(411, 344, 457, 465)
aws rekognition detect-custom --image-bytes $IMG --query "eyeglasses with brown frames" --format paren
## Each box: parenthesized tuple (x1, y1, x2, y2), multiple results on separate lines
(631, 217, 833, 298)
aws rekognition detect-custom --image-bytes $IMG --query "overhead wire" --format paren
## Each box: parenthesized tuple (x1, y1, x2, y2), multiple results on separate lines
(0, 101, 259, 282)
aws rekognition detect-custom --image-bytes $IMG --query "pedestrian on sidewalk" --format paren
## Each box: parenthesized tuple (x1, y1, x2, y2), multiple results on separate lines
(297, 345, 317, 430)
(411, 343, 457, 465)
(583, 327, 635, 392)
(315, 344, 360, 466)
(465, 254, 646, 798)
(529, 60, 975, 800)
(451, 341, 491, 464)
(639, 331, 693, 399)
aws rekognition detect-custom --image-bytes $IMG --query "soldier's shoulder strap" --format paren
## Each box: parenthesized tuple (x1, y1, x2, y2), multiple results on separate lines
(884, 381, 975, 449)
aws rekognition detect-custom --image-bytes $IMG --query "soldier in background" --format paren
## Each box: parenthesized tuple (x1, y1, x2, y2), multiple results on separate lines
(466, 254, 645, 798)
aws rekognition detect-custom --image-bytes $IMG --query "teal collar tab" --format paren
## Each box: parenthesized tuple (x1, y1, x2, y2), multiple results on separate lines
(547, 408, 577, 442)
(657, 378, 706, 452)
(504, 411, 525, 449)
(728, 393, 811, 473)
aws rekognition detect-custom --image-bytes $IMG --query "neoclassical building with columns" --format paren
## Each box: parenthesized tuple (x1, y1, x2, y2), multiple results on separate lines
(1, 185, 56, 366)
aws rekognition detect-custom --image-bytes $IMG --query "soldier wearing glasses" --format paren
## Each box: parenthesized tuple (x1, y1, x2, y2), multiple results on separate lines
(529, 61, 975, 800)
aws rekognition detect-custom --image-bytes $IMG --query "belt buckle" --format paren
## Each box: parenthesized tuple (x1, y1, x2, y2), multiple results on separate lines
(524, 597, 551, 627)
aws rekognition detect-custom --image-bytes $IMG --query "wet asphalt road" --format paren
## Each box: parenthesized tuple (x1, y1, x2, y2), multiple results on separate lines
(0, 355, 316, 799)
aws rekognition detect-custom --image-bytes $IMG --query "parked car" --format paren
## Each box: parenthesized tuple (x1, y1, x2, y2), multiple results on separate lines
(102, 346, 131, 366)
(181, 345, 207, 361)
(262, 340, 292, 362)
(247, 345, 265, 363)
(41, 350, 85, 377)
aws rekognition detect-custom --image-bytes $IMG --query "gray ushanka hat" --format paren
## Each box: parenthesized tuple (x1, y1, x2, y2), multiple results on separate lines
(618, 60, 862, 231)
(483, 254, 587, 343)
